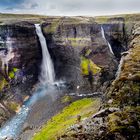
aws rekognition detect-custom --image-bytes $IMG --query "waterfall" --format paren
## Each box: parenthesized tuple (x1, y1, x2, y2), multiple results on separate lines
(0, 37, 14, 74)
(35, 24, 55, 85)
(101, 26, 114, 55)
(115, 55, 125, 79)
(0, 25, 63, 139)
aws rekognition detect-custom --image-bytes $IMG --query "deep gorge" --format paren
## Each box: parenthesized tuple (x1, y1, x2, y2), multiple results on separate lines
(0, 13, 139, 140)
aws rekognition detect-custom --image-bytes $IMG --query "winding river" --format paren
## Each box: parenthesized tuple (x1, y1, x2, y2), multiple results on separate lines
(0, 24, 58, 139)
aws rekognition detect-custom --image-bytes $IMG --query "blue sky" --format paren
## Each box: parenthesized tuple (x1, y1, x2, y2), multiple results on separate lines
(0, 0, 140, 16)
(0, 0, 23, 8)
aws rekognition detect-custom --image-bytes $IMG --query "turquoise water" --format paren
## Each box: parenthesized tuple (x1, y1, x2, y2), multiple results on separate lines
(0, 82, 66, 139)
(0, 85, 48, 139)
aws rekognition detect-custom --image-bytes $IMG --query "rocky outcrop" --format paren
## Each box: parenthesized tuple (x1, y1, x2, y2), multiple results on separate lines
(0, 22, 42, 126)
(0, 23, 41, 80)
(0, 14, 132, 128)
(102, 18, 127, 59)
(0, 23, 42, 96)
(0, 16, 127, 94)
(42, 17, 126, 92)
(59, 18, 140, 140)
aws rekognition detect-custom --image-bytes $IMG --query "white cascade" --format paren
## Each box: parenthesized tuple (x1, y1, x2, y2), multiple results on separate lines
(101, 26, 114, 55)
(115, 55, 125, 79)
(35, 24, 55, 85)
(0, 24, 58, 139)
(0, 37, 14, 74)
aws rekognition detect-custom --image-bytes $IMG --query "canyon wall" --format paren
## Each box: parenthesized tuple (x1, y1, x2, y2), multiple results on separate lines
(59, 16, 140, 140)
(42, 17, 127, 92)
(0, 14, 133, 126)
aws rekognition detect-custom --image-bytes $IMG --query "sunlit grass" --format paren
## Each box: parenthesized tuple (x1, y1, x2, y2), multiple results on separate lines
(32, 98, 100, 140)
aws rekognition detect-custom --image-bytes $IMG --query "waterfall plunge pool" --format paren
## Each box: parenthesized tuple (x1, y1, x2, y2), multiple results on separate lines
(0, 24, 66, 139)
(0, 82, 67, 139)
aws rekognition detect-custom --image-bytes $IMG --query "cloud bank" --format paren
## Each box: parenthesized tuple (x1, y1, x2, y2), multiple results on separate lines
(0, 0, 140, 16)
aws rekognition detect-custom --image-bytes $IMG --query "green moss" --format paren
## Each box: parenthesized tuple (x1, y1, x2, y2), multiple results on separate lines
(61, 96, 72, 103)
(9, 71, 15, 79)
(32, 98, 100, 140)
(132, 83, 140, 93)
(108, 106, 140, 134)
(108, 113, 123, 132)
(9, 67, 19, 79)
(0, 13, 48, 24)
(0, 76, 8, 91)
(7, 102, 20, 112)
(95, 16, 109, 23)
(13, 68, 18, 72)
(85, 49, 92, 57)
(95, 13, 140, 24)
(80, 56, 101, 75)
(66, 37, 90, 47)
(67, 38, 90, 41)
(43, 19, 60, 34)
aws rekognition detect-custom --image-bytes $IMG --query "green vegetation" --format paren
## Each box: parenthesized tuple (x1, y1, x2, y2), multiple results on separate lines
(7, 101, 20, 112)
(106, 27, 140, 138)
(95, 16, 109, 23)
(66, 38, 90, 41)
(0, 76, 8, 91)
(123, 13, 140, 22)
(32, 98, 100, 140)
(9, 68, 18, 79)
(95, 13, 140, 23)
(0, 67, 18, 91)
(43, 18, 61, 34)
(61, 95, 72, 103)
(64, 37, 91, 47)
(9, 71, 15, 79)
(108, 106, 140, 133)
(0, 13, 48, 24)
(80, 56, 101, 75)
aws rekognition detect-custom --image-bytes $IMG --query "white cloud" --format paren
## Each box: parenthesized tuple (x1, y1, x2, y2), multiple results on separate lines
(3, 0, 140, 16)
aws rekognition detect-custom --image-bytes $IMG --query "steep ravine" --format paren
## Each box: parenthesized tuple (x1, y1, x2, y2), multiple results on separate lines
(32, 17, 135, 139)
(0, 14, 139, 139)
(42, 17, 127, 92)
(55, 19, 140, 140)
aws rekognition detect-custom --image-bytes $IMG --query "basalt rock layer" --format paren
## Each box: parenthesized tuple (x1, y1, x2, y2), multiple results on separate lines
(42, 16, 127, 92)
(58, 15, 140, 140)
(0, 22, 42, 126)
(0, 14, 136, 127)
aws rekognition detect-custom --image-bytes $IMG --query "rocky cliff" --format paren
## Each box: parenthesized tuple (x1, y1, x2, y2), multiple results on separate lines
(57, 15, 140, 140)
(0, 13, 139, 133)
(0, 21, 42, 126)
(42, 16, 126, 92)
(0, 15, 128, 93)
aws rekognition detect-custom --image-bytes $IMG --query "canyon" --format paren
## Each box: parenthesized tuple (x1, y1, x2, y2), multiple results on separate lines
(0, 13, 139, 139)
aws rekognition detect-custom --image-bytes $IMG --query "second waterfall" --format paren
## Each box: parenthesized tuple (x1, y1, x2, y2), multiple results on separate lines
(35, 24, 55, 85)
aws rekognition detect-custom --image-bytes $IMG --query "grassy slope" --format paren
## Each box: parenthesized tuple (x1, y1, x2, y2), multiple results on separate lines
(95, 13, 140, 23)
(32, 98, 100, 140)
(0, 12, 140, 24)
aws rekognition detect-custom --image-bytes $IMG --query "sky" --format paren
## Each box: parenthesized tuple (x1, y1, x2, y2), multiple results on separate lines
(0, 0, 140, 16)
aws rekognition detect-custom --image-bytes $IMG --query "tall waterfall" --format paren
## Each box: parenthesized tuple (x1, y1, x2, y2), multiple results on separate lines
(115, 55, 125, 79)
(0, 25, 59, 139)
(0, 37, 14, 74)
(101, 26, 114, 55)
(35, 24, 55, 85)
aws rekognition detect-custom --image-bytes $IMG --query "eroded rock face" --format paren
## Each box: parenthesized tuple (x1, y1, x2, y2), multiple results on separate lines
(42, 17, 126, 91)
(0, 23, 41, 78)
(0, 16, 128, 127)
(0, 17, 126, 93)
(59, 20, 140, 140)
(0, 23, 42, 98)
(0, 23, 42, 126)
